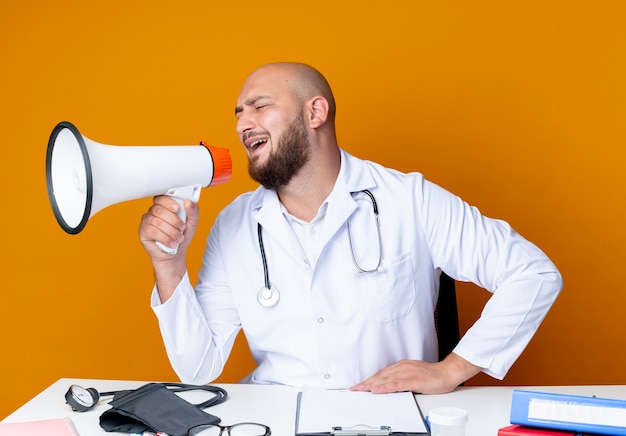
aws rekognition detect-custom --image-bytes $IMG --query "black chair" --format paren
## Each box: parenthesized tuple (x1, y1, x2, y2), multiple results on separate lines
(434, 272, 460, 361)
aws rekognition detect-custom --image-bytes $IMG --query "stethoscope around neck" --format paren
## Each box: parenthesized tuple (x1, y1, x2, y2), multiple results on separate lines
(256, 189, 382, 308)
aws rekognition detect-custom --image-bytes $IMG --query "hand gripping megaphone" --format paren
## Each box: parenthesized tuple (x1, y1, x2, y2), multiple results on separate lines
(46, 121, 232, 254)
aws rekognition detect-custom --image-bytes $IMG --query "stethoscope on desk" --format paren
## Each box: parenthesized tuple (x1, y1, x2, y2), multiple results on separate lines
(256, 189, 382, 308)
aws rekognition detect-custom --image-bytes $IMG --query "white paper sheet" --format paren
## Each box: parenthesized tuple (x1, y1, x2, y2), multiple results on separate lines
(296, 386, 428, 434)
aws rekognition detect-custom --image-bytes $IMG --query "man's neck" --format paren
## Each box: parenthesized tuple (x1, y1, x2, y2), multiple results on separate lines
(276, 149, 341, 222)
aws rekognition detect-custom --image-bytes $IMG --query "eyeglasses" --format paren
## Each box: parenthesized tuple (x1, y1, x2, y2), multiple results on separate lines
(187, 422, 271, 436)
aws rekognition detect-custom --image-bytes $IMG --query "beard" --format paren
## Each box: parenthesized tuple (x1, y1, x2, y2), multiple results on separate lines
(248, 114, 311, 190)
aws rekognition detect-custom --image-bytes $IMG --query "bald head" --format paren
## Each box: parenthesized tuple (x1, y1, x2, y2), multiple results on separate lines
(244, 62, 336, 121)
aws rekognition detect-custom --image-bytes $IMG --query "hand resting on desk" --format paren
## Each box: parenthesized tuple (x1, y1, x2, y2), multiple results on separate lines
(350, 353, 482, 394)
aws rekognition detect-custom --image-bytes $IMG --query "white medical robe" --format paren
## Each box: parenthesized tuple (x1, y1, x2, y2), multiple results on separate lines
(151, 149, 562, 388)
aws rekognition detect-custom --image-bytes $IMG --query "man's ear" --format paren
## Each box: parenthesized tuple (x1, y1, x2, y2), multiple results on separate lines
(307, 96, 330, 129)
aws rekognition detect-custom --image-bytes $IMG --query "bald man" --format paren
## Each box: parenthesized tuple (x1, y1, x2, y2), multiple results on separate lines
(139, 62, 562, 394)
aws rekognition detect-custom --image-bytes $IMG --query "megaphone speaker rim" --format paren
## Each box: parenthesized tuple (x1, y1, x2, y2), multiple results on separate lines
(46, 121, 93, 234)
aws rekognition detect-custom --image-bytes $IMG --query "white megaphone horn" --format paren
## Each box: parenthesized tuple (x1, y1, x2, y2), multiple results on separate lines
(46, 121, 232, 254)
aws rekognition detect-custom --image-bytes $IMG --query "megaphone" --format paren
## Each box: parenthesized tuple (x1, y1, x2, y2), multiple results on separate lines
(46, 121, 232, 253)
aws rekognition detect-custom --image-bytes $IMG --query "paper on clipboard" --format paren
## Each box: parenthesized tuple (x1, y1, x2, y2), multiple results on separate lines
(296, 386, 428, 435)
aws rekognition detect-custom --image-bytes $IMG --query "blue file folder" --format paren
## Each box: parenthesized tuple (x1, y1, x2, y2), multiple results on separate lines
(510, 389, 626, 435)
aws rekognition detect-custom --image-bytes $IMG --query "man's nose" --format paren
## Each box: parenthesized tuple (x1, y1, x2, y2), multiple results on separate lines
(236, 111, 255, 135)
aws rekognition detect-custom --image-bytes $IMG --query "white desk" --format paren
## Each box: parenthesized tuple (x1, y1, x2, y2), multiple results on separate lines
(3, 379, 626, 435)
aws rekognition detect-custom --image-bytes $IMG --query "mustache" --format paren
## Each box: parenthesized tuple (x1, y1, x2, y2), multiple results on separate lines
(242, 130, 270, 142)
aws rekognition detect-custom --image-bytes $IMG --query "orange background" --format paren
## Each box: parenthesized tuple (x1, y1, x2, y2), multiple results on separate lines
(1, 0, 625, 419)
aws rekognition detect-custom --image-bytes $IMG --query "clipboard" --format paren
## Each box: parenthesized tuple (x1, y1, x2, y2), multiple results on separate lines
(295, 386, 430, 435)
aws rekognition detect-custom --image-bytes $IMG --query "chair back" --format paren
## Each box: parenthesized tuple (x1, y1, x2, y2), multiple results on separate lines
(434, 273, 460, 361)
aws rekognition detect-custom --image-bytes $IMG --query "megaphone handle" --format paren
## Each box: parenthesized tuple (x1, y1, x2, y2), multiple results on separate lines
(155, 196, 187, 255)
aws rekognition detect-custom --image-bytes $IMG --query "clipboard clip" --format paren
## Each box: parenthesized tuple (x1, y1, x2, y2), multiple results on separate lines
(331, 425, 391, 435)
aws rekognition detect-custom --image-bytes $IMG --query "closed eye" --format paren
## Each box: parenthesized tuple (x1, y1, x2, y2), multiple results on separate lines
(235, 95, 272, 118)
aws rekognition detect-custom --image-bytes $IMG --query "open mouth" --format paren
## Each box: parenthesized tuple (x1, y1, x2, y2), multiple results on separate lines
(249, 138, 268, 151)
(243, 132, 270, 153)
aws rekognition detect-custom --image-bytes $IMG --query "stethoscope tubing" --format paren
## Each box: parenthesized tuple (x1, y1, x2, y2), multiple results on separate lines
(256, 189, 382, 307)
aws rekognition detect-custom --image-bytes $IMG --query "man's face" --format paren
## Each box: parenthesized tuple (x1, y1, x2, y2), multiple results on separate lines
(235, 68, 311, 189)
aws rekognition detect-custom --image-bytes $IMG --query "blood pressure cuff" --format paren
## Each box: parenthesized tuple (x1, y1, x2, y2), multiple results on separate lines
(99, 382, 221, 436)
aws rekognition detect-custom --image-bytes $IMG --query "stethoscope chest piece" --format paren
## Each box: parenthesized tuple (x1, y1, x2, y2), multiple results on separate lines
(65, 384, 101, 412)
(257, 285, 279, 307)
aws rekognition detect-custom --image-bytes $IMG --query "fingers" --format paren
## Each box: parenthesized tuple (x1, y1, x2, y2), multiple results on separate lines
(351, 361, 413, 393)
(139, 196, 187, 254)
(350, 360, 459, 395)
